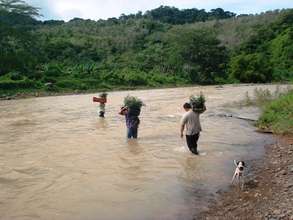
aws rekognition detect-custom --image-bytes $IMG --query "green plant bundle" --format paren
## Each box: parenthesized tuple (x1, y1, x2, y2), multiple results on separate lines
(124, 95, 145, 109)
(190, 93, 206, 112)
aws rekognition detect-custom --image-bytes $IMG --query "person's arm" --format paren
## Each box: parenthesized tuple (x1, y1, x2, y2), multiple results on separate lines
(180, 124, 185, 138)
(119, 107, 128, 115)
(180, 115, 186, 138)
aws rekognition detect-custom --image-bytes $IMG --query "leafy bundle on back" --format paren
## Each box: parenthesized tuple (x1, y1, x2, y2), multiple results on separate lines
(190, 92, 206, 113)
(123, 95, 145, 116)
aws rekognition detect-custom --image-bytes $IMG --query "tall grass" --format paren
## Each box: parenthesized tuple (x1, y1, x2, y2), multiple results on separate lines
(230, 85, 292, 134)
(257, 90, 293, 134)
(235, 86, 292, 107)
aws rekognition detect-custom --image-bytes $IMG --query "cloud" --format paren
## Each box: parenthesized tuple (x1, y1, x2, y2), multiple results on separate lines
(24, 0, 293, 21)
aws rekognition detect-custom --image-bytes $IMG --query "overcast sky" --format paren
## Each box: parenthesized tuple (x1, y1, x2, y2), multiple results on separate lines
(25, 0, 293, 21)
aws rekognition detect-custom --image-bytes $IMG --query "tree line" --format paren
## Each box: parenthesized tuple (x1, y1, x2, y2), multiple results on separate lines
(0, 0, 292, 94)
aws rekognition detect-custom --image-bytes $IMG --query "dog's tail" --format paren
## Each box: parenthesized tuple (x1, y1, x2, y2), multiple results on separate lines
(234, 160, 238, 166)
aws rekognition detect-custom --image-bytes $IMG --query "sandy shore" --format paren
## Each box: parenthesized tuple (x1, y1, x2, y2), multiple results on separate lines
(197, 135, 293, 220)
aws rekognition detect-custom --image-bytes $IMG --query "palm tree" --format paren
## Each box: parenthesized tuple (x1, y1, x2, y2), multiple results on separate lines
(0, 0, 40, 17)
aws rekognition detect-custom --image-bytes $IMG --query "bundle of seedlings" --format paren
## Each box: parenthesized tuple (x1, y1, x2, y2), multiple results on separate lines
(190, 93, 206, 113)
(123, 95, 145, 116)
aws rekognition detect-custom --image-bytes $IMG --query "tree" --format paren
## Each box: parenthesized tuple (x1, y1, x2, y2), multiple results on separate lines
(0, 0, 41, 76)
(165, 27, 228, 84)
(229, 53, 272, 83)
(0, 0, 40, 17)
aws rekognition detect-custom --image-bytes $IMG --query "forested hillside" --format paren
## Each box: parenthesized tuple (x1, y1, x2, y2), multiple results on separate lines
(0, 0, 292, 95)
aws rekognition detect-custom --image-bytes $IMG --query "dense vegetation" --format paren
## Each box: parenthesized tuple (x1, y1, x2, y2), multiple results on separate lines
(257, 90, 293, 134)
(0, 0, 292, 95)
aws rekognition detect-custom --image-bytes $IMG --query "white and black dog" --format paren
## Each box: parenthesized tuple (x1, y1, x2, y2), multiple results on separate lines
(231, 160, 246, 190)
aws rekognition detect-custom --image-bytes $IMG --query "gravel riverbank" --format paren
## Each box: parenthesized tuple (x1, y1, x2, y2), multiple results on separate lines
(198, 135, 293, 220)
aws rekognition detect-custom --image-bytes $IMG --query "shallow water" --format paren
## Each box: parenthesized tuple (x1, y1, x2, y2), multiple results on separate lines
(0, 85, 278, 220)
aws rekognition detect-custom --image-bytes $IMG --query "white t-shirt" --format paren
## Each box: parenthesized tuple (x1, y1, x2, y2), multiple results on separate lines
(181, 110, 202, 135)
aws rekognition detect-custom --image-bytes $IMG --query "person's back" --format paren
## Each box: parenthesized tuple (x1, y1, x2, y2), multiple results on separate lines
(180, 103, 204, 155)
(119, 107, 140, 139)
(181, 110, 202, 136)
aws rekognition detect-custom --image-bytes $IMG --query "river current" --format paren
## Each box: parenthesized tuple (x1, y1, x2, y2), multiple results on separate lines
(0, 85, 277, 220)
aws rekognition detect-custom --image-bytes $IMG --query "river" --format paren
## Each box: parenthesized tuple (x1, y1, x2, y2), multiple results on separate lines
(0, 85, 278, 220)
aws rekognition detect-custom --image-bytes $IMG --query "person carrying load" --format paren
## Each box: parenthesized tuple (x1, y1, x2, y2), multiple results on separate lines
(119, 95, 144, 139)
(180, 93, 206, 155)
(93, 92, 108, 118)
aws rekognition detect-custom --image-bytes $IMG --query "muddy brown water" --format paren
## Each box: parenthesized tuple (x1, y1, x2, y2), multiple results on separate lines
(0, 85, 279, 220)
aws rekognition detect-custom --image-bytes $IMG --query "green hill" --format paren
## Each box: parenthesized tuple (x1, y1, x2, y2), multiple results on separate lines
(0, 1, 292, 95)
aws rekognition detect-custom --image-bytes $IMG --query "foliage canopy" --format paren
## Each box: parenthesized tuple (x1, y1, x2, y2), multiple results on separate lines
(0, 2, 292, 94)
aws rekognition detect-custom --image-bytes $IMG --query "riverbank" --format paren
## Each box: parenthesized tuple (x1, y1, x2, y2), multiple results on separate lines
(0, 84, 224, 101)
(197, 135, 293, 220)
(1, 83, 290, 101)
(198, 89, 293, 220)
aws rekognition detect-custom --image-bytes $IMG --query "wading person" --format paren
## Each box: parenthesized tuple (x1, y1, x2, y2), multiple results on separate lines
(98, 93, 107, 118)
(93, 92, 108, 118)
(119, 95, 144, 139)
(119, 106, 140, 139)
(180, 102, 205, 155)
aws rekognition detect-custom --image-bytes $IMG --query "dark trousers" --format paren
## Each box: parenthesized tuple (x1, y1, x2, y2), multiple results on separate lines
(127, 127, 138, 139)
(99, 111, 105, 117)
(186, 133, 200, 154)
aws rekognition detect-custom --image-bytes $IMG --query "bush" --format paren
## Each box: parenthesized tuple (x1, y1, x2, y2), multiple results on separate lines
(0, 79, 38, 90)
(120, 69, 148, 86)
(56, 79, 80, 89)
(43, 63, 64, 77)
(9, 71, 24, 81)
(228, 53, 272, 83)
(80, 79, 101, 89)
(257, 90, 293, 134)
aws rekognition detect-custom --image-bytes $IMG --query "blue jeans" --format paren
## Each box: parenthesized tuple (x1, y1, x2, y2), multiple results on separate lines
(127, 127, 138, 139)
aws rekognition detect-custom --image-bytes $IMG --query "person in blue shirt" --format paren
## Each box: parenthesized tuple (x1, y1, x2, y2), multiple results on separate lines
(119, 106, 140, 139)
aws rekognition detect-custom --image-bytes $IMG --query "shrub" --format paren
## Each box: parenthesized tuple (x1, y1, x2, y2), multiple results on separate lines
(228, 53, 272, 83)
(121, 69, 148, 86)
(9, 71, 24, 81)
(0, 79, 38, 90)
(43, 63, 64, 77)
(257, 90, 293, 134)
(56, 79, 82, 89)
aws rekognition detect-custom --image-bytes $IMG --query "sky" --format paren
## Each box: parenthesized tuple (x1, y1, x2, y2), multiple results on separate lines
(25, 0, 293, 21)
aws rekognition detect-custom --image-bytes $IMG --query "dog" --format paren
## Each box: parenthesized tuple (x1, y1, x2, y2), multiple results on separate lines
(231, 160, 246, 190)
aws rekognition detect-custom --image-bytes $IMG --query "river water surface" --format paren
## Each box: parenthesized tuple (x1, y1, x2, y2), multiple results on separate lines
(0, 85, 278, 220)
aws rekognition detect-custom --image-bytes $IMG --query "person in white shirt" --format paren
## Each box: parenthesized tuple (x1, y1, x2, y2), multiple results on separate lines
(180, 103, 205, 155)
